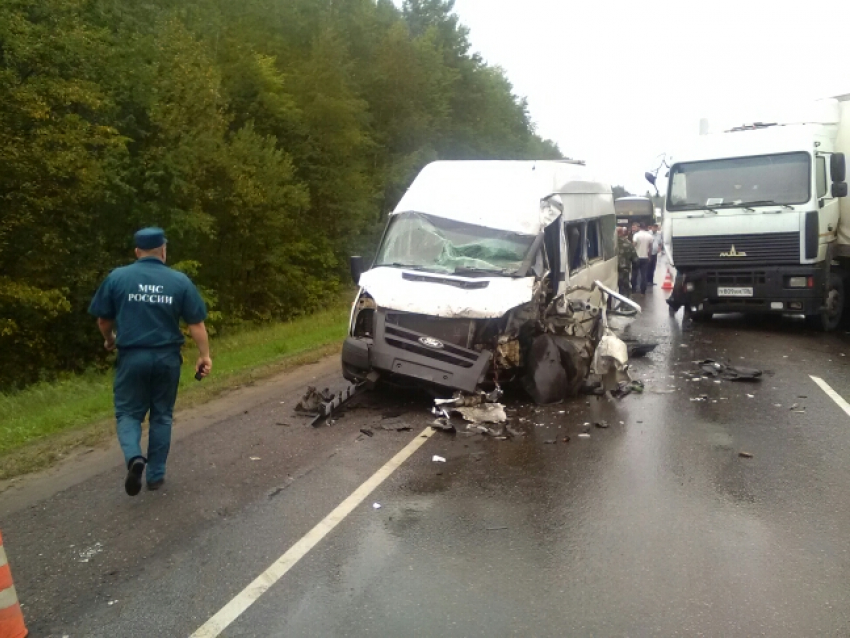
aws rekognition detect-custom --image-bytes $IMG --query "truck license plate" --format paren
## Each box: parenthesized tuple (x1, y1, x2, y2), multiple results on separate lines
(717, 287, 753, 297)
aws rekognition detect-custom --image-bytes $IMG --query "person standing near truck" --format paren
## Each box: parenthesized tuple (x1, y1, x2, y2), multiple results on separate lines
(617, 227, 637, 296)
(647, 223, 663, 286)
(89, 227, 212, 496)
(631, 223, 654, 294)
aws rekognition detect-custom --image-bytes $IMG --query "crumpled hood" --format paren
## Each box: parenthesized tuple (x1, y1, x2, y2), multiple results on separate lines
(358, 267, 535, 319)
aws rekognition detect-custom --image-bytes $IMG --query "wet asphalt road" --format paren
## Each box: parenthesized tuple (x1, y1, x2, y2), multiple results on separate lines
(3, 270, 850, 637)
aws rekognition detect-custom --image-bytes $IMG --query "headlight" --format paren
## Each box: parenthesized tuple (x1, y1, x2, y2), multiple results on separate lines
(787, 276, 812, 288)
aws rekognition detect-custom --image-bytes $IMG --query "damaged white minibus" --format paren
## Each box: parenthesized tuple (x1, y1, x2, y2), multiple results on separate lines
(342, 160, 623, 402)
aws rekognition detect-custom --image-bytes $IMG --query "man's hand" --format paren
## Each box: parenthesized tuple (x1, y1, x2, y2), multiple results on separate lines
(196, 355, 212, 378)
(104, 337, 116, 352)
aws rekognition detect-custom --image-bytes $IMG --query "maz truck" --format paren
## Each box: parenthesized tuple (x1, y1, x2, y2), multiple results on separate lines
(653, 95, 850, 330)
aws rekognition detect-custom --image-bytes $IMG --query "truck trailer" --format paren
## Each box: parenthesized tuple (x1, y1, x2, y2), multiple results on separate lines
(656, 95, 850, 330)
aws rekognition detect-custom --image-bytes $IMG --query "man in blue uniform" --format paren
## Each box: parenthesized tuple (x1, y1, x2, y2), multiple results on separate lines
(89, 228, 212, 496)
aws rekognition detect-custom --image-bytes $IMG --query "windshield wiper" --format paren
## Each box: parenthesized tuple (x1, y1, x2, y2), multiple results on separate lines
(737, 200, 794, 210)
(383, 262, 431, 271)
(453, 266, 512, 277)
(671, 203, 718, 214)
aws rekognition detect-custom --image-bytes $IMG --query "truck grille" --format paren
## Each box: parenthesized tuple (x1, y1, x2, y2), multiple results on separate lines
(385, 313, 474, 349)
(672, 233, 799, 266)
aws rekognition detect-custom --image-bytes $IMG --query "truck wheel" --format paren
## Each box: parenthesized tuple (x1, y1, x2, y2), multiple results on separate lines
(805, 274, 844, 332)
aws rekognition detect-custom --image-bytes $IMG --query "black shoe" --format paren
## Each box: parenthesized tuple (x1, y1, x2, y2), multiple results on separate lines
(125, 458, 146, 496)
(146, 479, 165, 491)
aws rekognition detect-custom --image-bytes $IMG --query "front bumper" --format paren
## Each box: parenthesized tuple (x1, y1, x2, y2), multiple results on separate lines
(677, 266, 825, 315)
(341, 309, 492, 392)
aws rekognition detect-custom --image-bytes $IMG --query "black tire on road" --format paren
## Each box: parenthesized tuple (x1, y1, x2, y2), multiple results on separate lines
(805, 273, 845, 332)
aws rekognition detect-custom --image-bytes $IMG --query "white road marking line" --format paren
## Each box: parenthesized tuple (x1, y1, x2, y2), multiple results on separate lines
(810, 376, 850, 418)
(189, 426, 436, 638)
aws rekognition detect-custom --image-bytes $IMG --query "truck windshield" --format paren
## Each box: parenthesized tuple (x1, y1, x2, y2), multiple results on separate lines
(374, 211, 536, 275)
(667, 151, 810, 210)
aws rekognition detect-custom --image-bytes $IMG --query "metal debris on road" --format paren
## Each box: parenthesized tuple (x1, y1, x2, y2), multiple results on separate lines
(738, 452, 754, 459)
(690, 395, 709, 402)
(485, 525, 508, 531)
(578, 433, 591, 439)
(746, 394, 755, 399)
(249, 456, 261, 461)
(688, 359, 762, 382)
(359, 428, 374, 437)
(372, 503, 382, 509)
(432, 455, 447, 463)
(594, 421, 609, 429)
(451, 403, 507, 424)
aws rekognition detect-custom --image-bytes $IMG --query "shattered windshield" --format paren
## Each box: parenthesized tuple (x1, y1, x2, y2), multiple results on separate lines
(667, 151, 810, 210)
(374, 211, 536, 275)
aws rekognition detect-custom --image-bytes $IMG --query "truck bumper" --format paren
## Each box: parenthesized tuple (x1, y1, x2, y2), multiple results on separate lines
(341, 309, 492, 393)
(679, 266, 825, 315)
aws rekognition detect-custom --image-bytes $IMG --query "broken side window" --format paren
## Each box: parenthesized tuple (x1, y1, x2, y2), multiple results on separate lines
(566, 221, 585, 273)
(586, 220, 601, 262)
(600, 214, 616, 260)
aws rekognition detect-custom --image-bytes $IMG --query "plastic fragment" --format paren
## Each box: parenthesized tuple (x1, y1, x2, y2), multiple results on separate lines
(432, 455, 447, 463)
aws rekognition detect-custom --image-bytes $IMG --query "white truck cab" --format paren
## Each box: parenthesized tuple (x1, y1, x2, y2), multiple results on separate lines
(657, 96, 850, 330)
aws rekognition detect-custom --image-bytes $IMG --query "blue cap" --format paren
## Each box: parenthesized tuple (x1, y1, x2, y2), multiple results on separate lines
(134, 227, 167, 250)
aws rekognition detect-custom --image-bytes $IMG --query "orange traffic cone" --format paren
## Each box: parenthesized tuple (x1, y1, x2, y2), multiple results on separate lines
(0, 531, 28, 638)
(662, 268, 674, 291)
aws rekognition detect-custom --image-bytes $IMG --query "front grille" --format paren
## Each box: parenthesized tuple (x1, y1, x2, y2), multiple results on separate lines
(673, 233, 799, 266)
(704, 271, 767, 286)
(385, 313, 474, 348)
(384, 325, 478, 368)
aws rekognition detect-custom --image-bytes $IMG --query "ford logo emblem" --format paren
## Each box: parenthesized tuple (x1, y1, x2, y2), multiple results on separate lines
(418, 336, 444, 349)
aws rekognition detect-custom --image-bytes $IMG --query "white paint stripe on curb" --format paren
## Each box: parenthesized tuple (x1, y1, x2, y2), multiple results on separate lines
(810, 375, 850, 418)
(189, 426, 436, 638)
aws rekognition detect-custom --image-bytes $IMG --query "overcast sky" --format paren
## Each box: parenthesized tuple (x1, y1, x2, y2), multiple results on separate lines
(433, 0, 850, 193)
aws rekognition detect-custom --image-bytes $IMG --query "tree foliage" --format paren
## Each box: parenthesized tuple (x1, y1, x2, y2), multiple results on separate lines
(0, 0, 561, 389)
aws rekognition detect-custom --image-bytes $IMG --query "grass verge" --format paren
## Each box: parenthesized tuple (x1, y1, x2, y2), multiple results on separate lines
(0, 301, 351, 479)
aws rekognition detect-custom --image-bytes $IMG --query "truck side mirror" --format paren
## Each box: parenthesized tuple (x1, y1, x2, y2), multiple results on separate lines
(644, 171, 657, 186)
(349, 255, 364, 284)
(832, 182, 848, 198)
(831, 153, 846, 183)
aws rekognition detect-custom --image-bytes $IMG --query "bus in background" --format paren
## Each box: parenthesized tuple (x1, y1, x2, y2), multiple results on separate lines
(614, 196, 654, 230)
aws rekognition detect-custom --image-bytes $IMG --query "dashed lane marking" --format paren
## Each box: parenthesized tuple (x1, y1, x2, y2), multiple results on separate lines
(810, 376, 850, 418)
(189, 426, 436, 638)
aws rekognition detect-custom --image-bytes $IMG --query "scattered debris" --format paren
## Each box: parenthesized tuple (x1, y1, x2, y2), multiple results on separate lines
(249, 456, 261, 461)
(746, 394, 755, 399)
(295, 386, 334, 413)
(688, 360, 762, 382)
(594, 421, 609, 429)
(738, 451, 754, 459)
(578, 433, 591, 439)
(359, 428, 374, 437)
(690, 395, 709, 402)
(562, 436, 571, 443)
(432, 455, 447, 463)
(108, 600, 119, 606)
(430, 419, 456, 433)
(450, 403, 507, 424)
(611, 379, 644, 399)
(543, 439, 558, 445)
(486, 525, 508, 531)
(372, 503, 382, 509)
